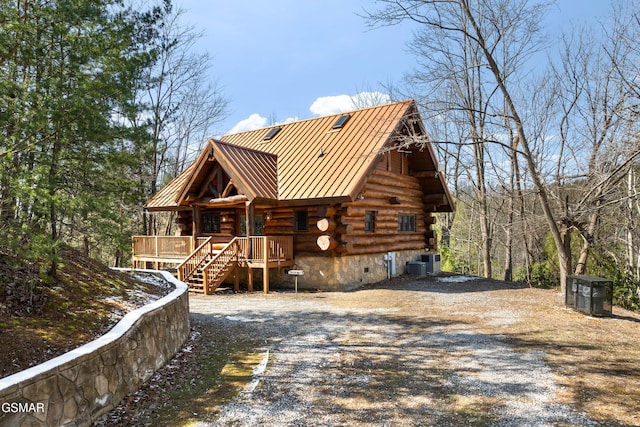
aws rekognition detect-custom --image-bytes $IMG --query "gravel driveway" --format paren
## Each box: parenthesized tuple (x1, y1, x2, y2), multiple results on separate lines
(185, 276, 601, 427)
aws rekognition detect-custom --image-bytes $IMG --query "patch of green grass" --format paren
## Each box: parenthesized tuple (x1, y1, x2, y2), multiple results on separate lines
(138, 324, 263, 427)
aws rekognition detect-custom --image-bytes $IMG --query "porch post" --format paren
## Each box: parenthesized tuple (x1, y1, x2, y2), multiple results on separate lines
(246, 201, 253, 292)
(263, 236, 269, 294)
(192, 205, 200, 240)
(245, 201, 253, 258)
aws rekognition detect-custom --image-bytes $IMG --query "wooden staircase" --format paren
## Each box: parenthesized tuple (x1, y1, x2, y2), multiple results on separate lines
(177, 237, 239, 294)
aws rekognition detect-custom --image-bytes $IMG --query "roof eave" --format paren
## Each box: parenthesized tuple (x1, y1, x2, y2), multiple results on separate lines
(276, 196, 352, 207)
(143, 205, 191, 212)
(175, 141, 214, 206)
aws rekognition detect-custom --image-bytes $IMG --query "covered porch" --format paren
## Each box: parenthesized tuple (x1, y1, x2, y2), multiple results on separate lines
(135, 141, 294, 293)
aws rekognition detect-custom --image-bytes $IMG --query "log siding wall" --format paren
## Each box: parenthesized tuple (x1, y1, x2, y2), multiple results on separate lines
(176, 170, 436, 257)
(329, 170, 434, 256)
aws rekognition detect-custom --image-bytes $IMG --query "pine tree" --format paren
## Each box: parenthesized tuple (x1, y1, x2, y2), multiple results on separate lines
(0, 0, 170, 277)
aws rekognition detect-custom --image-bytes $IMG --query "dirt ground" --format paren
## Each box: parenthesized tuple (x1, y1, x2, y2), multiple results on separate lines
(0, 247, 171, 379)
(96, 274, 640, 427)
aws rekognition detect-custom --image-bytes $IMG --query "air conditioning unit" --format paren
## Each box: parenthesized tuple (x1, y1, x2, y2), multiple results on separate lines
(420, 253, 441, 274)
(407, 261, 427, 276)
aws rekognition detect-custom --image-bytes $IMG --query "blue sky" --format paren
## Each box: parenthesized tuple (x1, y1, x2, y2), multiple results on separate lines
(178, 0, 610, 137)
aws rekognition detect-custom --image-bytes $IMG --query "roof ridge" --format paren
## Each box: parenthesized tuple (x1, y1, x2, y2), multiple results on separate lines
(223, 99, 414, 137)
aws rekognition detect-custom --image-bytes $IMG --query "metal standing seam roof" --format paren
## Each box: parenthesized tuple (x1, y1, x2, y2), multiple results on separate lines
(144, 161, 197, 210)
(221, 100, 413, 201)
(211, 140, 278, 200)
(145, 100, 445, 210)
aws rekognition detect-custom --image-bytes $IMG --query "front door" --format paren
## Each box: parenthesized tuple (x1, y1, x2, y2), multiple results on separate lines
(239, 214, 264, 236)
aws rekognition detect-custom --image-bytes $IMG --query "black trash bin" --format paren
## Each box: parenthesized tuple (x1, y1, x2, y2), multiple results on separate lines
(565, 276, 578, 308)
(566, 275, 613, 317)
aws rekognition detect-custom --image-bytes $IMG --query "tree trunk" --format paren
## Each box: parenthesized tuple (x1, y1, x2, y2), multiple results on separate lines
(626, 168, 637, 279)
(47, 135, 62, 278)
(503, 124, 518, 282)
(575, 211, 599, 275)
(503, 199, 514, 282)
(460, 2, 570, 292)
(560, 222, 573, 284)
(475, 141, 492, 278)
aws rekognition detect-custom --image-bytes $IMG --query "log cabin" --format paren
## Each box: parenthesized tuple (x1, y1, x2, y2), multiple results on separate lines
(132, 100, 455, 293)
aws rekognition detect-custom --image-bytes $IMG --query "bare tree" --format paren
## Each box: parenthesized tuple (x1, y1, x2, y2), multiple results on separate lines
(550, 7, 640, 280)
(625, 167, 640, 280)
(609, 1, 640, 282)
(367, 0, 551, 279)
(135, 6, 229, 235)
(364, 0, 640, 291)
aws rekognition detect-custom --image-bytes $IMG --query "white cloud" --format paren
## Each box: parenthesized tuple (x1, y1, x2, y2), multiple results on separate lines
(279, 116, 299, 124)
(309, 92, 392, 116)
(227, 114, 300, 135)
(228, 113, 268, 134)
(351, 91, 392, 108)
(309, 95, 354, 115)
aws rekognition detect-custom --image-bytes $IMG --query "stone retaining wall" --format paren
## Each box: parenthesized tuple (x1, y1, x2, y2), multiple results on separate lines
(0, 270, 190, 427)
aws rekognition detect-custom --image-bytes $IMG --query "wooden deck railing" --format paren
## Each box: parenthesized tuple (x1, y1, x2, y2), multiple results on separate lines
(177, 237, 215, 283)
(237, 236, 293, 264)
(132, 235, 294, 293)
(132, 235, 294, 271)
(132, 236, 225, 262)
(201, 238, 239, 294)
(131, 236, 194, 259)
(266, 236, 293, 262)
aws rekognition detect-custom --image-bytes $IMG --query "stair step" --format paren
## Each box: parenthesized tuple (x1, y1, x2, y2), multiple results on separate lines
(181, 241, 241, 294)
(188, 282, 204, 291)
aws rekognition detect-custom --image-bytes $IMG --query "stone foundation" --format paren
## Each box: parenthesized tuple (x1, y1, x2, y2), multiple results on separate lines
(272, 249, 427, 291)
(0, 270, 189, 427)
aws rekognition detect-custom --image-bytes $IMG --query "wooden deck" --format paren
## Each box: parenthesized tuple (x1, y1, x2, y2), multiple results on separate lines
(131, 235, 294, 293)
(131, 236, 210, 267)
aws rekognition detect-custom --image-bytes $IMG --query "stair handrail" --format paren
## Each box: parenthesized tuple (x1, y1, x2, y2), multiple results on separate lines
(177, 236, 215, 283)
(201, 237, 239, 294)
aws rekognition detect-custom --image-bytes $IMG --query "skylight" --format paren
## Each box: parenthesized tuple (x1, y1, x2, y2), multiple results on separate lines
(332, 114, 350, 129)
(263, 126, 281, 140)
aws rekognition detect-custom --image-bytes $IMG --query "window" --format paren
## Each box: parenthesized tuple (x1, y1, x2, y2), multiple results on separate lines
(398, 214, 416, 232)
(263, 126, 281, 140)
(295, 210, 308, 232)
(364, 211, 376, 232)
(202, 212, 221, 234)
(332, 114, 350, 129)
